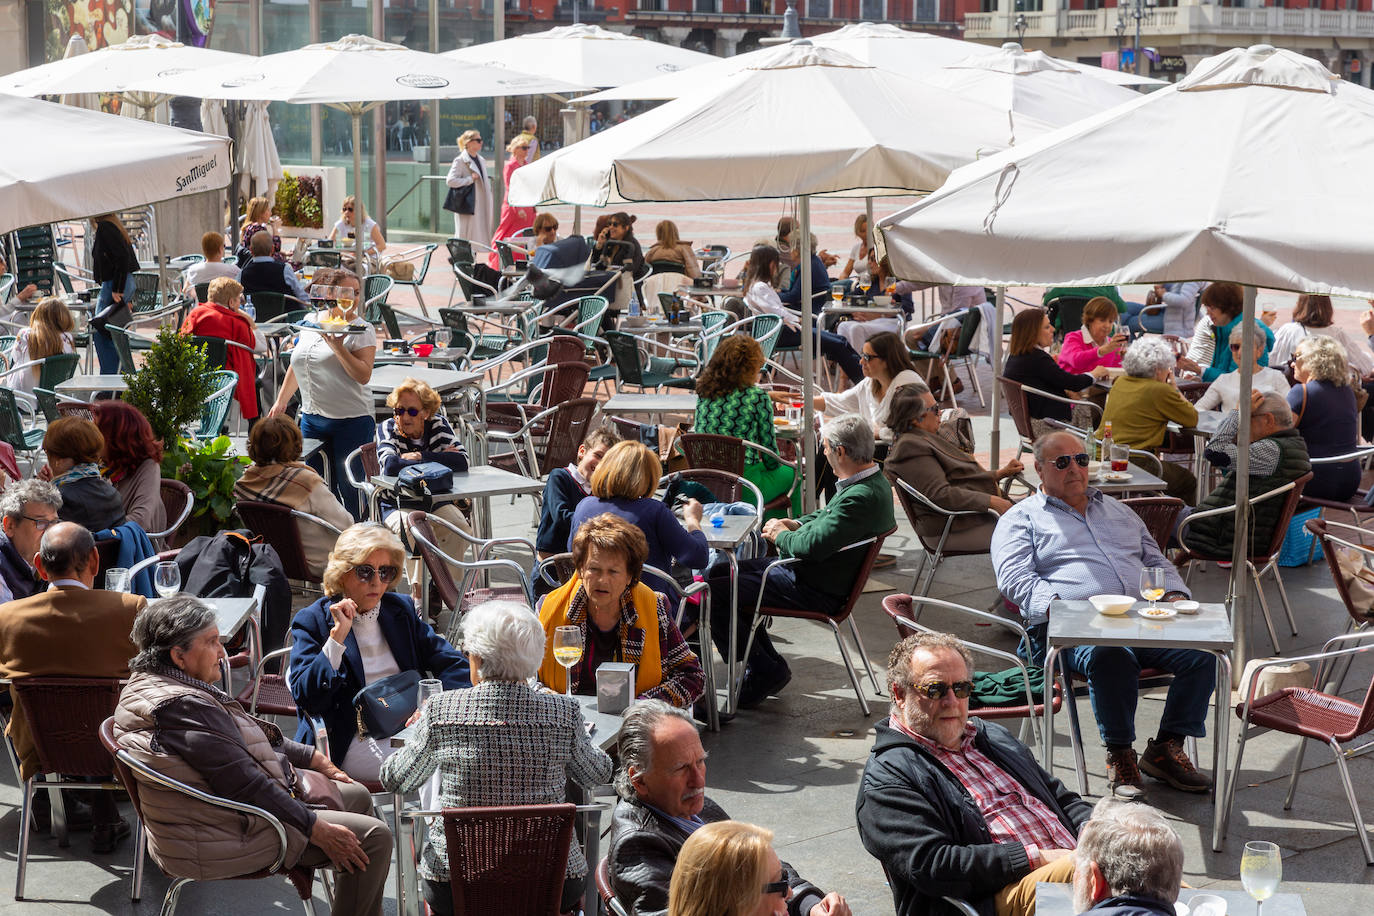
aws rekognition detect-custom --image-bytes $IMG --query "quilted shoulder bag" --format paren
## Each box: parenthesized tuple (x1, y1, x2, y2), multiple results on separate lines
(353, 669, 421, 739)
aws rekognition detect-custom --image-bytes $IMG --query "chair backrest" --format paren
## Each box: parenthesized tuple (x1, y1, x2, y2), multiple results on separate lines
(236, 499, 314, 581)
(439, 308, 470, 333)
(32, 387, 60, 423)
(195, 370, 238, 439)
(891, 476, 971, 554)
(193, 281, 212, 304)
(678, 433, 747, 476)
(749, 313, 784, 360)
(1120, 497, 1185, 553)
(1256, 471, 1314, 560)
(363, 274, 393, 322)
(99, 717, 147, 821)
(379, 304, 403, 340)
(595, 856, 629, 916)
(158, 478, 194, 540)
(441, 803, 576, 916)
(950, 307, 982, 359)
(191, 335, 229, 369)
(537, 398, 599, 475)
(447, 238, 475, 266)
(575, 296, 609, 335)
(997, 376, 1034, 444)
(11, 677, 122, 779)
(604, 331, 646, 387)
(108, 325, 139, 374)
(408, 244, 437, 283)
(828, 527, 898, 623)
(1046, 295, 1090, 335)
(1309, 518, 1374, 631)
(55, 397, 94, 421)
(0, 389, 32, 451)
(359, 441, 380, 478)
(407, 511, 461, 612)
(542, 335, 588, 365)
(666, 468, 746, 504)
(494, 241, 517, 271)
(249, 290, 297, 323)
(535, 361, 592, 410)
(131, 271, 162, 311)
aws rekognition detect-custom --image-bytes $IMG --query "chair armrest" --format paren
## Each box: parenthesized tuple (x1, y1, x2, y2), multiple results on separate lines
(291, 507, 346, 537)
(752, 556, 806, 620)
(423, 510, 538, 565)
(1176, 480, 1297, 542)
(1310, 446, 1374, 465)
(1237, 633, 1374, 718)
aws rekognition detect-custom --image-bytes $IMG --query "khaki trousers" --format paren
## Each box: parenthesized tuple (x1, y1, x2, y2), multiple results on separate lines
(994, 855, 1077, 916)
(295, 780, 393, 916)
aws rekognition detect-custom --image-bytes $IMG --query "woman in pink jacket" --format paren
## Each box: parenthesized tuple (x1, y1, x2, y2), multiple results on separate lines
(1057, 296, 1129, 374)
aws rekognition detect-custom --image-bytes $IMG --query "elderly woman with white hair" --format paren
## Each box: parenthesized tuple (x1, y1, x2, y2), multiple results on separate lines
(288, 523, 470, 781)
(380, 600, 611, 916)
(1288, 335, 1361, 501)
(1195, 321, 1291, 414)
(1096, 336, 1200, 503)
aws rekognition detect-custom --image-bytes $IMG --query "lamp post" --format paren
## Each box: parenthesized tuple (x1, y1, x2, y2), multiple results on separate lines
(1121, 0, 1156, 77)
(761, 0, 803, 44)
(1114, 15, 1127, 70)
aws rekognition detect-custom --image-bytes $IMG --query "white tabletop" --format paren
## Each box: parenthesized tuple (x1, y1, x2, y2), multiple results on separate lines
(151, 596, 256, 643)
(1020, 461, 1169, 495)
(371, 465, 544, 501)
(1037, 884, 1305, 916)
(603, 393, 698, 414)
(56, 374, 127, 394)
(369, 363, 482, 397)
(620, 319, 705, 336)
(1047, 599, 1234, 653)
(701, 514, 757, 549)
(226, 435, 325, 461)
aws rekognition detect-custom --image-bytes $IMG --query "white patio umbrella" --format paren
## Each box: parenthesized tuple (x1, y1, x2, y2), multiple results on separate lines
(920, 43, 1142, 131)
(511, 40, 1056, 511)
(444, 23, 717, 88)
(201, 98, 284, 202)
(877, 44, 1372, 678)
(126, 34, 586, 271)
(0, 93, 229, 236)
(58, 35, 100, 112)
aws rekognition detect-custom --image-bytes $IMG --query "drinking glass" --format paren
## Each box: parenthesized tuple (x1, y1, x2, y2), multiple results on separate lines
(417, 678, 443, 710)
(435, 326, 452, 349)
(552, 625, 584, 697)
(1241, 841, 1281, 915)
(154, 561, 181, 599)
(1139, 567, 1167, 612)
(337, 290, 355, 317)
(1109, 443, 1130, 473)
(104, 567, 130, 593)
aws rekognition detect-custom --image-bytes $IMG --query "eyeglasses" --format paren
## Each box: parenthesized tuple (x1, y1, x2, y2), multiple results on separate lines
(342, 206, 354, 212)
(920, 404, 942, 418)
(351, 564, 400, 585)
(21, 515, 55, 531)
(608, 222, 624, 228)
(762, 880, 789, 896)
(912, 680, 974, 700)
(1049, 452, 1091, 470)
(859, 352, 880, 362)
(1229, 343, 1244, 351)
(393, 406, 423, 417)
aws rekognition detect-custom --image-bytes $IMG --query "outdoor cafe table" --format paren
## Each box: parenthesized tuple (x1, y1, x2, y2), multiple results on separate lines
(1037, 884, 1307, 916)
(1042, 599, 1234, 851)
(368, 466, 544, 538)
(699, 514, 760, 726)
(621, 318, 706, 337)
(1173, 409, 1226, 505)
(55, 374, 126, 397)
(1020, 461, 1170, 497)
(387, 693, 622, 916)
(603, 392, 698, 417)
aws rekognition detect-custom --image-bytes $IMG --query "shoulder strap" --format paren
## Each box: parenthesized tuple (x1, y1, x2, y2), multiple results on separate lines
(1295, 383, 1308, 424)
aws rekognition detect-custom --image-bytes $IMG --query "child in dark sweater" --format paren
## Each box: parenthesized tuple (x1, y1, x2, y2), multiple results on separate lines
(535, 426, 619, 558)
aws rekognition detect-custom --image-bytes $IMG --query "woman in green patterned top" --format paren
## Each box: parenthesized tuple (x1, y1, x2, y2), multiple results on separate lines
(693, 335, 800, 518)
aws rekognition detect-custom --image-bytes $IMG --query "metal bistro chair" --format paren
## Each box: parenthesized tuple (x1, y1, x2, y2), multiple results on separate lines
(406, 510, 536, 641)
(892, 477, 1000, 598)
(235, 499, 344, 595)
(596, 856, 631, 916)
(427, 804, 577, 916)
(486, 361, 592, 435)
(97, 718, 322, 915)
(1119, 497, 1185, 555)
(488, 397, 599, 481)
(343, 442, 381, 521)
(193, 370, 239, 439)
(148, 479, 195, 549)
(385, 243, 439, 315)
(676, 432, 799, 520)
(603, 331, 695, 394)
(996, 376, 1104, 461)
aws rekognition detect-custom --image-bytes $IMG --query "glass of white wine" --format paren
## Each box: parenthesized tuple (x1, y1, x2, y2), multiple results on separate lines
(552, 625, 584, 697)
(1241, 840, 1281, 915)
(154, 561, 181, 599)
(1139, 567, 1167, 613)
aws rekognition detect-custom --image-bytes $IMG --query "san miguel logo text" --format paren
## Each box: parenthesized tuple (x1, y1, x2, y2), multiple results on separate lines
(177, 157, 219, 192)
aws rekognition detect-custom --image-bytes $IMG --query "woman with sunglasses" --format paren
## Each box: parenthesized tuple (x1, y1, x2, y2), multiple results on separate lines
(328, 196, 388, 269)
(376, 377, 472, 602)
(1096, 336, 1199, 503)
(668, 820, 792, 916)
(485, 137, 537, 270)
(884, 385, 1024, 553)
(1195, 321, 1291, 414)
(289, 523, 469, 781)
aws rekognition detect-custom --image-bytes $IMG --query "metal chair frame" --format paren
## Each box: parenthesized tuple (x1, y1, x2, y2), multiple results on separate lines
(892, 477, 1000, 597)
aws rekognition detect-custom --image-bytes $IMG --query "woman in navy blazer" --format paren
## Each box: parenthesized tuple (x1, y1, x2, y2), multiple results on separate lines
(288, 523, 469, 779)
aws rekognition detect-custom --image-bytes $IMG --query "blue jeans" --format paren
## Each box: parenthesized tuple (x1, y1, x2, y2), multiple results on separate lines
(299, 412, 375, 520)
(93, 275, 137, 374)
(777, 324, 862, 383)
(1024, 622, 1215, 747)
(1123, 301, 1163, 336)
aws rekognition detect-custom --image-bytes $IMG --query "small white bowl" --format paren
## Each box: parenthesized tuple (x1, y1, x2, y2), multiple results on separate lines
(1174, 600, 1200, 615)
(1089, 594, 1135, 616)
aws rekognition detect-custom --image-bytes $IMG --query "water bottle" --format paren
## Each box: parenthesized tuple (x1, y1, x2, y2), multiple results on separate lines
(628, 293, 641, 318)
(242, 298, 256, 320)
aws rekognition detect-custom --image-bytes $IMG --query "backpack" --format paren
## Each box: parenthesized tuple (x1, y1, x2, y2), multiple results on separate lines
(175, 530, 293, 650)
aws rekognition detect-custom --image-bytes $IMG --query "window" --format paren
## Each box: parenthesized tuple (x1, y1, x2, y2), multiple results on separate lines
(806, 0, 833, 16)
(695, 0, 719, 11)
(640, 0, 664, 9)
(914, 0, 937, 19)
(859, 0, 885, 19)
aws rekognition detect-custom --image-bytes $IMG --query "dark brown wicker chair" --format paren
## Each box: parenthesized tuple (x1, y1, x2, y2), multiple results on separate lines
(150, 479, 194, 548)
(235, 499, 343, 592)
(596, 856, 629, 916)
(487, 361, 593, 434)
(489, 397, 599, 479)
(1120, 496, 1185, 552)
(440, 803, 578, 915)
(677, 432, 797, 517)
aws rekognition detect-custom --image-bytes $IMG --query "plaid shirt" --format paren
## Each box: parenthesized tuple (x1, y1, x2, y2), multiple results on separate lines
(892, 717, 1077, 853)
(379, 680, 612, 882)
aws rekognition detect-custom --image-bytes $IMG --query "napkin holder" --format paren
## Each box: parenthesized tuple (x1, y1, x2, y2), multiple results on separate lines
(596, 662, 636, 715)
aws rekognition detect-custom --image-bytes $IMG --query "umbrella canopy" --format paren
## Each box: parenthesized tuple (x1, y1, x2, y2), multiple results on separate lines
(920, 42, 1142, 131)
(201, 98, 283, 198)
(509, 42, 1056, 207)
(0, 94, 229, 236)
(578, 22, 1161, 104)
(876, 44, 1374, 297)
(58, 34, 101, 112)
(444, 23, 717, 89)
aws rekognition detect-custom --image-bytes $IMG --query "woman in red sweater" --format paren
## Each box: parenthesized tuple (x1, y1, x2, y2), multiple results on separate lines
(180, 276, 263, 425)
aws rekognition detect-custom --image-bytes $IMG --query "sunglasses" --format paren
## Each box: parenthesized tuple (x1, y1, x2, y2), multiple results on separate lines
(762, 880, 789, 896)
(859, 352, 880, 362)
(393, 406, 423, 417)
(912, 680, 974, 700)
(1050, 452, 1091, 470)
(352, 564, 400, 585)
(342, 206, 354, 212)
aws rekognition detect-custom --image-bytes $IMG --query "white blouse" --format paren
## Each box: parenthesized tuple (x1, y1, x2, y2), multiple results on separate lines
(821, 368, 926, 442)
(289, 313, 377, 420)
(324, 609, 402, 781)
(1194, 366, 1291, 413)
(745, 280, 799, 330)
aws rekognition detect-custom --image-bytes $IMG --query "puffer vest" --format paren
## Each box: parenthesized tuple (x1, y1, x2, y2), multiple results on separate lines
(112, 671, 310, 880)
(1185, 428, 1311, 557)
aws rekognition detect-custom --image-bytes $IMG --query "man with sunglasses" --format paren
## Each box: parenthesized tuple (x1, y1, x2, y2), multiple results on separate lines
(858, 631, 1093, 916)
(991, 431, 1216, 797)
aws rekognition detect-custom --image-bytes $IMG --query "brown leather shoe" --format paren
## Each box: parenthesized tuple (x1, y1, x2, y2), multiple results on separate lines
(1105, 747, 1145, 795)
(1140, 737, 1212, 793)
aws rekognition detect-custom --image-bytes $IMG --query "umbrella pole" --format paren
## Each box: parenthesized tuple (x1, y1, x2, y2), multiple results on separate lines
(800, 196, 816, 514)
(990, 286, 1005, 468)
(353, 106, 366, 279)
(227, 100, 243, 249)
(1232, 287, 1257, 682)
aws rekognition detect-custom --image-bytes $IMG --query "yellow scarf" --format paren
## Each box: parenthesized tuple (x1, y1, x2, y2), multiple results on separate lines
(538, 573, 663, 697)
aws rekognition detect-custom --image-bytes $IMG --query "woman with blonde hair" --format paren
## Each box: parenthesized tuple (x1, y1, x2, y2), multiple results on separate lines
(329, 195, 388, 268)
(444, 129, 493, 244)
(288, 522, 469, 780)
(669, 821, 791, 916)
(567, 440, 708, 574)
(645, 219, 700, 279)
(5, 297, 74, 394)
(1289, 335, 1360, 501)
(236, 195, 285, 265)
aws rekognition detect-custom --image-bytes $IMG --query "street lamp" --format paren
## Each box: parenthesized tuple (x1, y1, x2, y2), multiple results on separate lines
(781, 0, 802, 40)
(1121, 0, 1156, 78)
(1114, 13, 1127, 71)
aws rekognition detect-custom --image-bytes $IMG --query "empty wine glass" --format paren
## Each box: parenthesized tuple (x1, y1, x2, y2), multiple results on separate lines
(1240, 841, 1281, 915)
(154, 561, 181, 599)
(552, 625, 584, 697)
(1139, 567, 1167, 613)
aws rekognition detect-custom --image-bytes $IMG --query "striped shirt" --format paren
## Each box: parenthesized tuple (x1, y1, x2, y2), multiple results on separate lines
(375, 415, 465, 471)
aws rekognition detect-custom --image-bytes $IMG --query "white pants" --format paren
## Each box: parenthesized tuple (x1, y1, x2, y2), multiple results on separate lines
(385, 503, 473, 598)
(837, 316, 902, 353)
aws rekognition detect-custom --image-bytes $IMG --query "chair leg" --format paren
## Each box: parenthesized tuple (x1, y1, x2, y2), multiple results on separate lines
(917, 552, 941, 598)
(907, 552, 928, 597)
(160, 877, 193, 916)
(1330, 736, 1374, 865)
(1283, 737, 1309, 810)
(1058, 664, 1090, 796)
(1249, 563, 1282, 654)
(1263, 560, 1299, 636)
(131, 815, 146, 901)
(828, 619, 871, 716)
(1220, 726, 1250, 842)
(846, 616, 883, 696)
(16, 778, 34, 900)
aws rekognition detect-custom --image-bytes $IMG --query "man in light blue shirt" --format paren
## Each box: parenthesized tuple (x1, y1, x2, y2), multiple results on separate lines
(991, 431, 1215, 798)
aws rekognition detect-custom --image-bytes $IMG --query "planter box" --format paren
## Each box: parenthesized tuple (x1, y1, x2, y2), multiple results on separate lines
(278, 165, 346, 241)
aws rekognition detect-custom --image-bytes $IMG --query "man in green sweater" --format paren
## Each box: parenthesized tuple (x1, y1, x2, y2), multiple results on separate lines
(706, 414, 896, 708)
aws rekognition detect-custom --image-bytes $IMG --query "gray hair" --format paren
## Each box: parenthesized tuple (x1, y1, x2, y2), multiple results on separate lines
(1253, 390, 1295, 429)
(0, 478, 61, 523)
(614, 699, 697, 802)
(130, 595, 217, 673)
(1032, 429, 1088, 465)
(1075, 804, 1183, 903)
(1122, 336, 1175, 379)
(1227, 319, 1269, 352)
(37, 522, 93, 578)
(458, 600, 544, 682)
(522, 115, 537, 131)
(821, 413, 875, 465)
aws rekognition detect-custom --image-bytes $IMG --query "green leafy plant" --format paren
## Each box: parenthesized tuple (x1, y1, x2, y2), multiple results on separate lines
(122, 326, 218, 446)
(162, 435, 249, 531)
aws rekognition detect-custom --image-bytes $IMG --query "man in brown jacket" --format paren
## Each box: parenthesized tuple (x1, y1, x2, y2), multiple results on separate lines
(0, 522, 144, 852)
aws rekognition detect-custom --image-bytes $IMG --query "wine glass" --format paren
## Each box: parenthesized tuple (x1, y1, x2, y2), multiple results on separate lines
(1139, 567, 1167, 613)
(154, 561, 181, 599)
(552, 625, 584, 697)
(1241, 841, 1281, 915)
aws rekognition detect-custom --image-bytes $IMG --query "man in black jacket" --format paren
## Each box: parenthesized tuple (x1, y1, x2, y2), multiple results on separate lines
(607, 700, 850, 916)
(856, 632, 1094, 916)
(0, 480, 59, 605)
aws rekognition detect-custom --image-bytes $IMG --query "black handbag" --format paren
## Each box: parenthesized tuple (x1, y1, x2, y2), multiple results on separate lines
(443, 183, 476, 215)
(397, 461, 455, 498)
(353, 669, 422, 739)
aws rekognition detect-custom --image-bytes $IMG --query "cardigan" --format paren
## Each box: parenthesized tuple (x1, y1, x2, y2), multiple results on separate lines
(181, 303, 261, 420)
(1056, 327, 1124, 375)
(1096, 375, 1199, 450)
(774, 466, 895, 599)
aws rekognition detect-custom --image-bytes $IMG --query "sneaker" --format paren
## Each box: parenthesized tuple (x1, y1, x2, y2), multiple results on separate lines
(91, 817, 131, 854)
(736, 663, 792, 710)
(1105, 747, 1145, 796)
(1140, 737, 1213, 793)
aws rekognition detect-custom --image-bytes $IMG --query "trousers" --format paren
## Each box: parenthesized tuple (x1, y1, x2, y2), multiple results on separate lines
(295, 780, 393, 916)
(299, 412, 376, 520)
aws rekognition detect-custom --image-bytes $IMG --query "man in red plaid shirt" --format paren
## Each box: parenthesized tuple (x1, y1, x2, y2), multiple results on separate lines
(856, 632, 1094, 916)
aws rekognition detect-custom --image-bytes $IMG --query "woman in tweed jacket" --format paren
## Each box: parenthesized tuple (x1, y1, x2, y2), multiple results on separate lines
(380, 600, 612, 916)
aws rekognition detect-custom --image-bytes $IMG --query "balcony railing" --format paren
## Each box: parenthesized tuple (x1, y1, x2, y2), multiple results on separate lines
(965, 6, 1374, 39)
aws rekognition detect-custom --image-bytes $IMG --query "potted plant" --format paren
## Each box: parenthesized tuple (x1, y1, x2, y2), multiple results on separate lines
(162, 435, 249, 537)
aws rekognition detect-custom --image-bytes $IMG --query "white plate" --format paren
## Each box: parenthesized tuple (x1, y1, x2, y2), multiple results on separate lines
(1139, 606, 1178, 620)
(1099, 471, 1133, 482)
